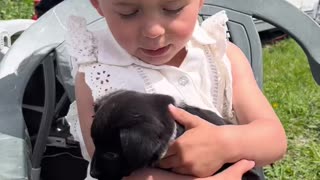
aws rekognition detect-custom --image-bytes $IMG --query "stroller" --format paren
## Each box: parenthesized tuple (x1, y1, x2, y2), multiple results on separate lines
(0, 0, 319, 179)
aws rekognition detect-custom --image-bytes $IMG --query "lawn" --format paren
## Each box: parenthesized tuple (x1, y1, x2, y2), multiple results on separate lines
(1, 0, 320, 179)
(263, 38, 320, 179)
(0, 0, 33, 20)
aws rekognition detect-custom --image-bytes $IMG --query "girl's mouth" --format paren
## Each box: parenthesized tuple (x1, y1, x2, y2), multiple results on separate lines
(141, 45, 170, 57)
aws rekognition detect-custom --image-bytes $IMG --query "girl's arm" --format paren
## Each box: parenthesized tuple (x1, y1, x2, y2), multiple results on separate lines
(124, 160, 255, 180)
(159, 42, 287, 177)
(225, 42, 287, 166)
(75, 72, 96, 158)
(123, 168, 202, 180)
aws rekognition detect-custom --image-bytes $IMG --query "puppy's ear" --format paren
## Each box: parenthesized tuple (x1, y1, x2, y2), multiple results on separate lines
(90, 150, 124, 180)
(151, 94, 175, 108)
(182, 105, 232, 125)
(93, 100, 102, 113)
(119, 123, 169, 171)
(90, 151, 103, 178)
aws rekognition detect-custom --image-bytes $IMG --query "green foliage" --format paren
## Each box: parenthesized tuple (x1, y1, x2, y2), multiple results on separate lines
(263, 38, 320, 179)
(0, 0, 34, 20)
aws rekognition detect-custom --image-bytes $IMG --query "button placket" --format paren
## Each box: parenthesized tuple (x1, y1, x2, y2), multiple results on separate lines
(176, 73, 200, 106)
(178, 76, 189, 86)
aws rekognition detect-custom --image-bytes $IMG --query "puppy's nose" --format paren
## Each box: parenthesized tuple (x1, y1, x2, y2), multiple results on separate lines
(90, 169, 101, 179)
(90, 155, 101, 178)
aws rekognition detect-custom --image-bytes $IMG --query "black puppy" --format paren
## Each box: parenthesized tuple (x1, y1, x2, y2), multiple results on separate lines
(90, 90, 262, 180)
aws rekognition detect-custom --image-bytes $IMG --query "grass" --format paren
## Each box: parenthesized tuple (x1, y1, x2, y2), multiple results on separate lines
(2, 1, 320, 179)
(0, 0, 33, 20)
(263, 38, 320, 179)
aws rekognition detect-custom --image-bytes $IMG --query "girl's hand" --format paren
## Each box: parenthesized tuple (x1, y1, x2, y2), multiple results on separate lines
(123, 159, 255, 180)
(159, 105, 237, 177)
(200, 160, 255, 180)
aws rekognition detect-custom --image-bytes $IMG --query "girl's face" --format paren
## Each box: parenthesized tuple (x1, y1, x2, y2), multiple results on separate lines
(91, 0, 203, 66)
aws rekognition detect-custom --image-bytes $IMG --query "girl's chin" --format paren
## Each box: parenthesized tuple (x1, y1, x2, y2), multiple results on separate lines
(139, 57, 172, 66)
(137, 49, 174, 65)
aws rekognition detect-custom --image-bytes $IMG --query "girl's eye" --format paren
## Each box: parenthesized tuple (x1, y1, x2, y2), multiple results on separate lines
(163, 6, 184, 15)
(119, 10, 139, 18)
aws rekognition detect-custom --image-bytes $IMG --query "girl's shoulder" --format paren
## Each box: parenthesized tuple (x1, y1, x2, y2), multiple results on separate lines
(201, 11, 229, 38)
(65, 15, 134, 68)
(189, 11, 229, 61)
(65, 15, 99, 65)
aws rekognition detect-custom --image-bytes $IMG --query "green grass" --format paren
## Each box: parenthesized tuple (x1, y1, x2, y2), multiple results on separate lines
(263, 38, 320, 179)
(0, 0, 33, 20)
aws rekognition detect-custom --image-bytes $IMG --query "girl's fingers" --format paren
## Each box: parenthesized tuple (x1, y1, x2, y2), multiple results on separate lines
(172, 166, 190, 176)
(168, 104, 200, 129)
(215, 160, 255, 178)
(158, 153, 181, 169)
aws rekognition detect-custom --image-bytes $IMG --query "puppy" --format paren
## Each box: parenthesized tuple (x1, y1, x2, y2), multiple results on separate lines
(90, 90, 262, 180)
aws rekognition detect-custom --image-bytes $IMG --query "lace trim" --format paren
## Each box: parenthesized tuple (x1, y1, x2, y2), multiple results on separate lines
(132, 65, 156, 94)
(66, 15, 98, 65)
(223, 62, 234, 121)
(201, 11, 228, 61)
(205, 45, 234, 121)
(200, 11, 235, 120)
(203, 45, 219, 108)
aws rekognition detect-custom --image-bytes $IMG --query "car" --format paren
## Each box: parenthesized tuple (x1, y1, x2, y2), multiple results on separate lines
(0, 19, 35, 61)
(0, 0, 64, 62)
(255, 0, 320, 32)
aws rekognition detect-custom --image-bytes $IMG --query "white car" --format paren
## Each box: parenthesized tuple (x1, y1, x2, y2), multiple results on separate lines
(0, 19, 35, 61)
(255, 0, 320, 31)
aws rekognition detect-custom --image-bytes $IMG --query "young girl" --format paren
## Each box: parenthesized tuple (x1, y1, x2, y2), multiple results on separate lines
(65, 0, 287, 179)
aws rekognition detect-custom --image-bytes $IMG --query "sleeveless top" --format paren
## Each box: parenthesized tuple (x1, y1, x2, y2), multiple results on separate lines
(65, 11, 236, 167)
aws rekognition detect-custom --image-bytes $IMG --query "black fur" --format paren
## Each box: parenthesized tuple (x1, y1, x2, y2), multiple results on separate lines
(90, 90, 262, 180)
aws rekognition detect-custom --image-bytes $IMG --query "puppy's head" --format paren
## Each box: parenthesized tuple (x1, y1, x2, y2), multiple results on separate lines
(90, 90, 176, 179)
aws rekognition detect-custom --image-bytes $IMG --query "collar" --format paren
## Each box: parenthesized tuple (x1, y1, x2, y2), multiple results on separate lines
(96, 30, 134, 66)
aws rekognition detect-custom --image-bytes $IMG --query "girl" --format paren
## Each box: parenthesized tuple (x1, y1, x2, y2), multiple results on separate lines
(66, 0, 287, 179)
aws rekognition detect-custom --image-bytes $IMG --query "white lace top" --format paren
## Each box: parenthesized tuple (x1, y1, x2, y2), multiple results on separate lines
(65, 11, 235, 179)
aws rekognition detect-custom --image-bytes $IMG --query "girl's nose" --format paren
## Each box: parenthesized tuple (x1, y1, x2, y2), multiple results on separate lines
(142, 22, 165, 39)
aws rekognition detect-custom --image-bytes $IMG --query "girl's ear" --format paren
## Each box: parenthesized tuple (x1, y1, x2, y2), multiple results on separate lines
(90, 0, 104, 16)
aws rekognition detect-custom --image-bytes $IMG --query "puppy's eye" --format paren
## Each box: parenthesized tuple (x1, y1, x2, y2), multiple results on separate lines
(102, 152, 119, 160)
(132, 113, 141, 118)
